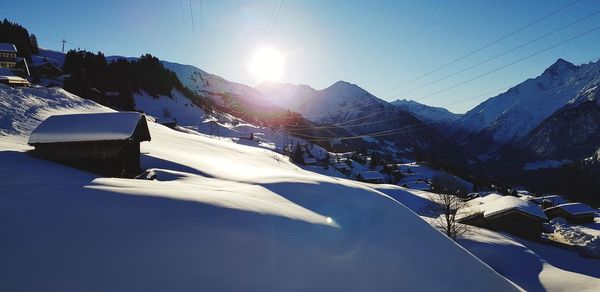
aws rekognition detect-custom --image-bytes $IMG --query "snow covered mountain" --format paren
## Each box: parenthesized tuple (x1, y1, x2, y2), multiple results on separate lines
(257, 81, 462, 160)
(391, 99, 461, 126)
(520, 80, 600, 161)
(257, 80, 391, 124)
(452, 58, 600, 144)
(0, 84, 518, 291)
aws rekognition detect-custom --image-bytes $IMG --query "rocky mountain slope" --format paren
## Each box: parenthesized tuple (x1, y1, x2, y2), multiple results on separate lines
(453, 58, 600, 144)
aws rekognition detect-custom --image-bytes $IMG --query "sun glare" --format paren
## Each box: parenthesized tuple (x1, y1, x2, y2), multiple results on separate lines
(248, 46, 285, 82)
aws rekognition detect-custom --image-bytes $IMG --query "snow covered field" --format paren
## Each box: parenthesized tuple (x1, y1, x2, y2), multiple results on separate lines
(376, 186, 600, 292)
(0, 85, 518, 291)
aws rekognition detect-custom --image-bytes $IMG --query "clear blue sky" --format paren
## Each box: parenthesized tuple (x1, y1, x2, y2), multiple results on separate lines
(2, 0, 600, 113)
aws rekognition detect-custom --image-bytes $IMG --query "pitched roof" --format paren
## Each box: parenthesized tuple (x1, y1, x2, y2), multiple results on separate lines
(28, 112, 151, 144)
(481, 196, 548, 220)
(545, 203, 596, 216)
(359, 171, 386, 180)
(0, 43, 17, 53)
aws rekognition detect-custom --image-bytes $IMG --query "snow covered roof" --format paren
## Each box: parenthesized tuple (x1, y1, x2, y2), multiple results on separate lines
(0, 43, 17, 53)
(0, 75, 29, 85)
(333, 162, 350, 170)
(546, 203, 597, 216)
(481, 196, 548, 220)
(359, 171, 386, 180)
(526, 195, 567, 205)
(28, 112, 151, 144)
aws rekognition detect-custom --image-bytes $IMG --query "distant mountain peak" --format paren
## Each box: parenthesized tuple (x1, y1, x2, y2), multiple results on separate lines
(543, 58, 577, 78)
(391, 99, 460, 126)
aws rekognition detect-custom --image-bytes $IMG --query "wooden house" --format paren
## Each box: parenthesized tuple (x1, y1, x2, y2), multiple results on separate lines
(0, 43, 17, 69)
(357, 171, 386, 184)
(29, 62, 63, 78)
(155, 117, 177, 129)
(544, 203, 596, 224)
(28, 112, 151, 177)
(459, 196, 548, 240)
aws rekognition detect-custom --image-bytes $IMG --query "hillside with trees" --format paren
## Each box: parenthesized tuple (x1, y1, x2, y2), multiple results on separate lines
(62, 50, 207, 111)
(0, 18, 39, 61)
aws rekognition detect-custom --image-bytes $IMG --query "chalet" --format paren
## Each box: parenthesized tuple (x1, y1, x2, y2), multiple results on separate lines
(544, 203, 597, 224)
(28, 112, 151, 177)
(29, 62, 63, 78)
(0, 43, 17, 69)
(357, 171, 386, 184)
(459, 196, 548, 240)
(155, 117, 177, 129)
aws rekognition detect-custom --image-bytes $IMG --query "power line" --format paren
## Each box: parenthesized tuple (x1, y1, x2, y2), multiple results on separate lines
(411, 23, 600, 102)
(179, 0, 186, 25)
(391, 7, 600, 99)
(379, 0, 581, 96)
(199, 0, 204, 33)
(189, 0, 196, 33)
(268, 0, 285, 41)
(266, 0, 279, 34)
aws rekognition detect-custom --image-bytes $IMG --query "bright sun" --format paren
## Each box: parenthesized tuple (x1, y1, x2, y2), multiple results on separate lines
(248, 46, 285, 82)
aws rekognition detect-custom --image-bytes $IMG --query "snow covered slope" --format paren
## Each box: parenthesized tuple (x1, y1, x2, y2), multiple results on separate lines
(159, 60, 279, 112)
(391, 98, 461, 126)
(0, 85, 517, 291)
(453, 58, 600, 143)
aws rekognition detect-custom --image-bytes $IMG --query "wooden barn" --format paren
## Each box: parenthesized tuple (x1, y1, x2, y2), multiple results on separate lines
(544, 203, 596, 224)
(28, 112, 151, 177)
(459, 196, 548, 240)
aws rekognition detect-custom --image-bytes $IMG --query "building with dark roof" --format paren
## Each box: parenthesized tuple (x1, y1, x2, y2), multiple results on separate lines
(459, 196, 548, 240)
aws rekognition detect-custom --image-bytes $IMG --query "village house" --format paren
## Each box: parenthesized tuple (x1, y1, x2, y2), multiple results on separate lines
(333, 162, 352, 175)
(0, 43, 17, 69)
(357, 171, 386, 184)
(155, 117, 177, 129)
(526, 195, 567, 209)
(459, 196, 548, 240)
(28, 112, 151, 177)
(544, 203, 597, 224)
(29, 61, 63, 78)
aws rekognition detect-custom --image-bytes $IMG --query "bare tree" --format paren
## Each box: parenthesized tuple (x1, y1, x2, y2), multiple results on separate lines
(426, 174, 472, 240)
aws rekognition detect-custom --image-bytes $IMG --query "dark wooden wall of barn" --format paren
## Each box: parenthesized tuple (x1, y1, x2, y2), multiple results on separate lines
(460, 211, 544, 240)
(31, 140, 142, 177)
